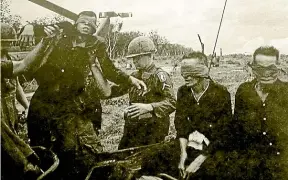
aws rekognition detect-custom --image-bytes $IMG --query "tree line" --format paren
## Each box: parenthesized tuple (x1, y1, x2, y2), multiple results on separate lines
(1, 0, 193, 59)
(106, 28, 193, 59)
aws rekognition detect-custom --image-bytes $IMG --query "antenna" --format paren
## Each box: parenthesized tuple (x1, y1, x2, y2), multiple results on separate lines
(208, 0, 228, 73)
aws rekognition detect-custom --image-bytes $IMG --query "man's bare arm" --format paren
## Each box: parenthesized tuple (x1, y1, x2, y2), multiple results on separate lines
(13, 38, 51, 76)
(179, 138, 188, 178)
(16, 77, 29, 110)
(89, 59, 112, 98)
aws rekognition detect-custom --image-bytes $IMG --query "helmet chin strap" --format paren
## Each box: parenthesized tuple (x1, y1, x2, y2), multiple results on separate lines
(143, 59, 154, 71)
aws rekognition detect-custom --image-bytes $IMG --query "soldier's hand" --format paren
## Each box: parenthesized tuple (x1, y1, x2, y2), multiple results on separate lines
(18, 24, 35, 47)
(44, 25, 60, 37)
(128, 76, 147, 95)
(126, 103, 153, 119)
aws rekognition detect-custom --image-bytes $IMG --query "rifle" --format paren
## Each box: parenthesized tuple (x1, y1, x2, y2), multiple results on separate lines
(86, 141, 177, 179)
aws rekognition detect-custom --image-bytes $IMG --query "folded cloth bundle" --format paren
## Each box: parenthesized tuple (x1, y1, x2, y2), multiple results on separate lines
(187, 130, 210, 150)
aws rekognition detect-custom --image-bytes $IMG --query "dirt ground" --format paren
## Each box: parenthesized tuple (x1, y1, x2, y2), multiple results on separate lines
(16, 56, 288, 152)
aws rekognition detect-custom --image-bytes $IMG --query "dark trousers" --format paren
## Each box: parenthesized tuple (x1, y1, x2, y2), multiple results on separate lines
(119, 117, 169, 150)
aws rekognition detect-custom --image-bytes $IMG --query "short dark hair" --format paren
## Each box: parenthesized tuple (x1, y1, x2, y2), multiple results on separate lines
(253, 46, 279, 64)
(182, 51, 208, 66)
(78, 11, 97, 18)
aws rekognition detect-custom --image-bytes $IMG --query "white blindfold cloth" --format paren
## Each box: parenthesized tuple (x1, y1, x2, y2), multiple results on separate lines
(249, 64, 279, 79)
(181, 64, 209, 78)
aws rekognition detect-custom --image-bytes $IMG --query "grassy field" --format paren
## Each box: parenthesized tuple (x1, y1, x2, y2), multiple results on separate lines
(17, 55, 288, 152)
(100, 55, 288, 152)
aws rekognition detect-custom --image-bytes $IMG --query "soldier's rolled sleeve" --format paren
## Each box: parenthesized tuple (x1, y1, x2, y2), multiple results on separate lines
(96, 41, 130, 85)
(150, 72, 176, 118)
(1, 60, 13, 78)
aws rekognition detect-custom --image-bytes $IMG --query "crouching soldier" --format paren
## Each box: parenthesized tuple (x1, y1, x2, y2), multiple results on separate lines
(111, 36, 176, 149)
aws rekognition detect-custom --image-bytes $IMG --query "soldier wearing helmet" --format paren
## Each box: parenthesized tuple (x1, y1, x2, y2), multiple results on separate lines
(1, 23, 44, 179)
(111, 36, 176, 149)
(1, 23, 30, 134)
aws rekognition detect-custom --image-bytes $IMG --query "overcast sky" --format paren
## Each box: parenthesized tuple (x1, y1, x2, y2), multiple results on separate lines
(10, 0, 288, 54)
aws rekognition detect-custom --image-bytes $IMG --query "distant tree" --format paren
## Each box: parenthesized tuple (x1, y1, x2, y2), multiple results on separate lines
(148, 30, 163, 52)
(105, 19, 123, 59)
(110, 30, 193, 59)
(115, 31, 143, 57)
(29, 14, 70, 25)
(0, 0, 23, 31)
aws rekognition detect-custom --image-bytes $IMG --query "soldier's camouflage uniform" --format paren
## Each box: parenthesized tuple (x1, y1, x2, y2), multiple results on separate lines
(111, 63, 176, 149)
(1, 60, 35, 179)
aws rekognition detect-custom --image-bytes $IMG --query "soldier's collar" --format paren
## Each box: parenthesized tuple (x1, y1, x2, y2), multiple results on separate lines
(138, 64, 157, 80)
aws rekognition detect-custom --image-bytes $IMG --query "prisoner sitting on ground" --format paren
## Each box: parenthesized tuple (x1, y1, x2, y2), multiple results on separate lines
(231, 46, 288, 180)
(175, 51, 233, 179)
(26, 11, 146, 179)
(138, 51, 233, 180)
(110, 36, 176, 149)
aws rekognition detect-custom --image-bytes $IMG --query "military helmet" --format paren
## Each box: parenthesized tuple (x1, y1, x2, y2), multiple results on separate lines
(126, 36, 156, 58)
(1, 23, 17, 42)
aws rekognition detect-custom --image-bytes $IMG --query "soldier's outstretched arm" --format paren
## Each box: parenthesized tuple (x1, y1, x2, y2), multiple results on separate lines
(12, 38, 53, 77)
(96, 41, 147, 91)
(109, 72, 139, 98)
(96, 41, 130, 83)
(89, 58, 112, 98)
(16, 77, 29, 111)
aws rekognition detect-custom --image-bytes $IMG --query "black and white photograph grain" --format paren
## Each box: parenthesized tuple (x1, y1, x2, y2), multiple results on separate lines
(1, 0, 287, 179)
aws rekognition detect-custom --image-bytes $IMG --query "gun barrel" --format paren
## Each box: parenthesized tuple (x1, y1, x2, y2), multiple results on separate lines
(118, 12, 132, 18)
(99, 11, 118, 18)
(28, 0, 78, 20)
(99, 11, 133, 18)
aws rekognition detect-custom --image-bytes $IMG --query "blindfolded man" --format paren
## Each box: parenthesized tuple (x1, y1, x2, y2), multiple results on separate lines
(233, 46, 288, 179)
(175, 51, 232, 179)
